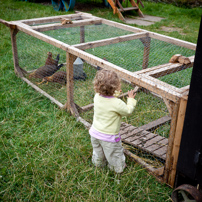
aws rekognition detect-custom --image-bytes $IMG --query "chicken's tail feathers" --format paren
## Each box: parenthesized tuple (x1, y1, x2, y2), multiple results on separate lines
(57, 63, 64, 70)
(56, 54, 60, 61)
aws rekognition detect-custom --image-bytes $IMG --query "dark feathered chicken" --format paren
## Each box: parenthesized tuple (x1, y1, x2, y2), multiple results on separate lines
(29, 53, 63, 79)
(38, 69, 87, 85)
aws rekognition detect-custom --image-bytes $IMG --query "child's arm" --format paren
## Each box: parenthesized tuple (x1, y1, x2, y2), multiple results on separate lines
(116, 89, 137, 116)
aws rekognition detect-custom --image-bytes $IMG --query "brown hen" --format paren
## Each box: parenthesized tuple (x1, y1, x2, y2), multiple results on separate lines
(29, 53, 63, 79)
(41, 71, 67, 85)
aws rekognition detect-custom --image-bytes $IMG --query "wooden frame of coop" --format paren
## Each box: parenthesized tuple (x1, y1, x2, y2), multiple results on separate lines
(0, 12, 196, 188)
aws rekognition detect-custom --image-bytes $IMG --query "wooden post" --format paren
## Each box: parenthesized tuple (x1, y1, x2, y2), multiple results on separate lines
(10, 27, 27, 77)
(140, 36, 151, 69)
(168, 96, 188, 187)
(163, 101, 180, 184)
(80, 26, 85, 43)
(64, 52, 78, 116)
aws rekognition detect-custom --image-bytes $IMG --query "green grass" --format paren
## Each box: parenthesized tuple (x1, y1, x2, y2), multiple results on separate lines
(1, 0, 202, 201)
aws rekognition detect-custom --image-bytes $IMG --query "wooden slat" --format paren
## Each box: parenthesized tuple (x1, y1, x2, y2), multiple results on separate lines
(31, 19, 102, 32)
(139, 116, 171, 132)
(122, 128, 144, 141)
(73, 32, 148, 50)
(149, 32, 196, 50)
(164, 102, 179, 184)
(21, 77, 64, 108)
(120, 123, 168, 160)
(153, 146, 167, 158)
(16, 13, 83, 25)
(119, 7, 138, 12)
(141, 135, 165, 148)
(168, 97, 188, 187)
(145, 137, 167, 152)
(136, 56, 194, 78)
(101, 18, 147, 33)
(129, 130, 156, 145)
(120, 126, 138, 139)
(144, 56, 194, 78)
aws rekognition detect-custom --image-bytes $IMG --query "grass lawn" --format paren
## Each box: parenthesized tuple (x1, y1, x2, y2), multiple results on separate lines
(0, 0, 202, 201)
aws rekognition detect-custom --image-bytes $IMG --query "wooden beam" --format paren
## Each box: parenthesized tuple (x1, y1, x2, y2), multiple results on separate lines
(149, 32, 196, 50)
(64, 52, 78, 116)
(139, 115, 171, 132)
(136, 56, 194, 78)
(163, 98, 175, 116)
(73, 32, 148, 50)
(168, 97, 188, 187)
(101, 18, 147, 33)
(163, 102, 180, 184)
(80, 26, 85, 43)
(144, 57, 194, 78)
(140, 36, 151, 69)
(15, 13, 83, 25)
(10, 28, 27, 77)
(31, 19, 102, 32)
(129, 0, 144, 17)
(140, 74, 183, 97)
(21, 77, 64, 108)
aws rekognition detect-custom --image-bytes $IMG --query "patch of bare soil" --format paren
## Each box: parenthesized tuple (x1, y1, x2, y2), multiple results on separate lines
(161, 26, 182, 32)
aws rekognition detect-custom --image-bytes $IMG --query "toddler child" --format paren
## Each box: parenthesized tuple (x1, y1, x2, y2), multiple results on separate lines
(89, 69, 137, 173)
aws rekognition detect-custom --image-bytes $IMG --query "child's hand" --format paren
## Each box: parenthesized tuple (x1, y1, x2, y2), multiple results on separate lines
(127, 89, 136, 99)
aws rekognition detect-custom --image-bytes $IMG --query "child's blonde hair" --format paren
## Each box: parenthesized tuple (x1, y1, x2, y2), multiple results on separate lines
(93, 69, 120, 96)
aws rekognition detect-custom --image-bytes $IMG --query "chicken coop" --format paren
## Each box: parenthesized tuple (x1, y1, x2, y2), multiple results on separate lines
(0, 12, 196, 187)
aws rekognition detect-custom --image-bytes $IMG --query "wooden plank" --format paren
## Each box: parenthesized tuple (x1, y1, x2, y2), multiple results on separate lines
(122, 128, 144, 141)
(64, 52, 77, 115)
(140, 37, 151, 69)
(80, 26, 85, 43)
(141, 74, 183, 95)
(120, 126, 138, 139)
(168, 97, 188, 187)
(153, 145, 167, 157)
(141, 135, 164, 148)
(21, 77, 64, 108)
(101, 18, 147, 33)
(77, 116, 91, 129)
(180, 85, 190, 95)
(163, 98, 174, 116)
(128, 130, 156, 145)
(73, 32, 148, 50)
(15, 13, 83, 25)
(136, 56, 194, 78)
(139, 115, 171, 132)
(144, 56, 194, 78)
(119, 7, 138, 12)
(164, 102, 180, 184)
(81, 103, 94, 111)
(149, 32, 196, 50)
(124, 149, 157, 173)
(31, 19, 102, 32)
(145, 137, 167, 152)
(123, 133, 167, 160)
(129, 0, 144, 17)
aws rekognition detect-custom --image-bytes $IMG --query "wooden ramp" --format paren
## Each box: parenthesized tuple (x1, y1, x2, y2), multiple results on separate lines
(107, 0, 144, 22)
(120, 122, 168, 160)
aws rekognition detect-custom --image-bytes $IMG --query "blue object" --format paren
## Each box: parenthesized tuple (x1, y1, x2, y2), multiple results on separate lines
(51, 0, 64, 11)
(51, 0, 75, 11)
(62, 0, 75, 11)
